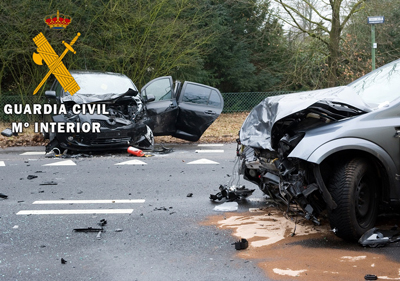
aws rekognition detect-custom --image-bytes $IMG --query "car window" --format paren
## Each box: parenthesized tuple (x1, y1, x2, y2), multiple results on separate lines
(208, 90, 222, 108)
(182, 84, 210, 105)
(349, 60, 400, 107)
(144, 78, 172, 101)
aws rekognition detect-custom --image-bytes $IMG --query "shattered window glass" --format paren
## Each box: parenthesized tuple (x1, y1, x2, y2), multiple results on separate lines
(144, 78, 172, 101)
(349, 61, 400, 107)
(182, 84, 210, 105)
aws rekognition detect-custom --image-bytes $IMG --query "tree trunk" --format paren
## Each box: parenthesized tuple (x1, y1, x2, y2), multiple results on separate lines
(327, 0, 341, 87)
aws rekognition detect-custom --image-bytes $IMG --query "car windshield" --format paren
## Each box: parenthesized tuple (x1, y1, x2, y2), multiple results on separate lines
(67, 73, 137, 96)
(348, 60, 400, 107)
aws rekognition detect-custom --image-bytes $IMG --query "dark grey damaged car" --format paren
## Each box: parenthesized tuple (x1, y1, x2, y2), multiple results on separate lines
(238, 59, 400, 241)
(44, 71, 223, 153)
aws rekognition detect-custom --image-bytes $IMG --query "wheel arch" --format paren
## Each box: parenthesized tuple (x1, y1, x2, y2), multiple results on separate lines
(305, 138, 397, 203)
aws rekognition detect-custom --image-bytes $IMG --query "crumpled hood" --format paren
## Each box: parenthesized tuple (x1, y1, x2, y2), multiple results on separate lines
(61, 88, 138, 104)
(239, 86, 371, 150)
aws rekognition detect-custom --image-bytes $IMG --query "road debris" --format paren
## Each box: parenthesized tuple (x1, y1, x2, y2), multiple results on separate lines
(210, 185, 254, 201)
(61, 258, 67, 264)
(358, 226, 400, 248)
(27, 175, 38, 180)
(154, 207, 172, 211)
(233, 238, 248, 250)
(74, 227, 104, 232)
(40, 181, 58, 185)
(0, 193, 8, 199)
(364, 274, 378, 280)
(213, 202, 238, 212)
(127, 146, 145, 157)
(187, 193, 193, 198)
(74, 219, 108, 240)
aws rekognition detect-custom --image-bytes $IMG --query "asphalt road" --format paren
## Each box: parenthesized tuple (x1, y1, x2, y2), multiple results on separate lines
(0, 143, 270, 281)
(1, 143, 399, 281)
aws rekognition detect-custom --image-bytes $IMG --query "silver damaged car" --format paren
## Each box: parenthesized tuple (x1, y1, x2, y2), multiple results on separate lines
(238, 59, 400, 241)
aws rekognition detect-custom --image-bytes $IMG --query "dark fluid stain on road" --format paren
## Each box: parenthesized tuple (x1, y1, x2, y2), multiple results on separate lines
(203, 207, 400, 281)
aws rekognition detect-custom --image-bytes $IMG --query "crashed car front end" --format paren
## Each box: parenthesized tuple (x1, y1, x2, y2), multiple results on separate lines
(238, 86, 372, 228)
(45, 78, 154, 153)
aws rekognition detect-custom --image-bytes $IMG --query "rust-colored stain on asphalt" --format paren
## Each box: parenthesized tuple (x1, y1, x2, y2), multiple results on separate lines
(203, 207, 400, 280)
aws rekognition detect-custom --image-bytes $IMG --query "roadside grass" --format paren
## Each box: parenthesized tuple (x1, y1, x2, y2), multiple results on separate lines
(0, 112, 249, 148)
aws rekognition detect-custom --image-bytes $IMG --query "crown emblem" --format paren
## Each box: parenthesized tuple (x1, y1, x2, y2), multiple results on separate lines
(44, 10, 71, 29)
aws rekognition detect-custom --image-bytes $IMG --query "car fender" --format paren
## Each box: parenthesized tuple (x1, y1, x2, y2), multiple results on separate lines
(290, 137, 399, 199)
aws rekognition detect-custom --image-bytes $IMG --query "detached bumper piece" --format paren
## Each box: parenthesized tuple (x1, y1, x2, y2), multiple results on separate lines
(210, 185, 255, 201)
(358, 226, 400, 248)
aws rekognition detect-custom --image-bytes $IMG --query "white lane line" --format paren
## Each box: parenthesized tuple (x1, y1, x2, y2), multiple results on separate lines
(0, 161, 5, 167)
(16, 209, 134, 215)
(43, 160, 76, 166)
(187, 159, 219, 165)
(115, 160, 147, 165)
(33, 199, 145, 204)
(198, 144, 224, 147)
(195, 150, 224, 153)
(20, 152, 46, 156)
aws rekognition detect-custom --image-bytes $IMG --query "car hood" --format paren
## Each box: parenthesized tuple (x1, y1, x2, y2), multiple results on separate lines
(239, 86, 371, 150)
(61, 88, 138, 104)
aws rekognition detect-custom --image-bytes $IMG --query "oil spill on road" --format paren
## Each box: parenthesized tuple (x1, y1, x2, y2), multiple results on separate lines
(203, 207, 400, 281)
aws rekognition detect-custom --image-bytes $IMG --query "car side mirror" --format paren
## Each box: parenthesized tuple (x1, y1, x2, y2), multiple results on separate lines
(145, 94, 156, 103)
(45, 90, 56, 99)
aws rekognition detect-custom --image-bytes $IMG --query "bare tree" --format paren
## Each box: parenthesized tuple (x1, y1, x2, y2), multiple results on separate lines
(273, 0, 365, 86)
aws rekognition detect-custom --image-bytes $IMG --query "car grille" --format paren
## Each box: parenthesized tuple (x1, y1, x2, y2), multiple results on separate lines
(90, 137, 131, 145)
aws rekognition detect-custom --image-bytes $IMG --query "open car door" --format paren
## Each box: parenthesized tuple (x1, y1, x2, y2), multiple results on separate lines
(173, 81, 223, 141)
(141, 77, 223, 141)
(140, 76, 178, 135)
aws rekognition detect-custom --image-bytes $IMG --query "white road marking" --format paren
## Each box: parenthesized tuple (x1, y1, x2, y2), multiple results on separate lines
(187, 159, 219, 165)
(197, 144, 224, 147)
(195, 150, 224, 153)
(0, 161, 5, 167)
(43, 160, 76, 166)
(20, 152, 46, 156)
(33, 199, 145, 204)
(16, 209, 134, 215)
(115, 160, 147, 165)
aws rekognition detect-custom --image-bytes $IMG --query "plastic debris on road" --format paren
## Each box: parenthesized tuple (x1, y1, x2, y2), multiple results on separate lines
(213, 202, 238, 212)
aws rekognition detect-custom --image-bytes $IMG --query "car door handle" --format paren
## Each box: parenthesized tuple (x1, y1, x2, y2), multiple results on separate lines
(394, 127, 400, 138)
(204, 110, 216, 115)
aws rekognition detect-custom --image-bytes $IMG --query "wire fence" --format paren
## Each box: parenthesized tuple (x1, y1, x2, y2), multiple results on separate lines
(0, 91, 294, 123)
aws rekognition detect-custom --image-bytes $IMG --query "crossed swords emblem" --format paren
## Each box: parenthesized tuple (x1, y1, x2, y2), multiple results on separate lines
(32, 32, 81, 95)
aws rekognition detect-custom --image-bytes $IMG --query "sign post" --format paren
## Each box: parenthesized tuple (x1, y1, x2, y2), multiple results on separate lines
(367, 16, 385, 70)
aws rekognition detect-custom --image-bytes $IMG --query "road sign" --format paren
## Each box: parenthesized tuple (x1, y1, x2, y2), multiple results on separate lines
(368, 16, 385, 24)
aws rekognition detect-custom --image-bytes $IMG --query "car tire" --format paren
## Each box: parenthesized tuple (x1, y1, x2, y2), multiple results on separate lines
(327, 157, 378, 241)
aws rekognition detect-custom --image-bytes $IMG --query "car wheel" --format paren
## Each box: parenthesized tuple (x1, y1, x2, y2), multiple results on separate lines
(328, 157, 378, 241)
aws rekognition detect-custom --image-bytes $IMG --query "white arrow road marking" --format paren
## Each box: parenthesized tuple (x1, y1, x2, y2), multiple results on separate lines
(195, 150, 224, 153)
(16, 209, 134, 215)
(198, 144, 224, 147)
(0, 161, 5, 167)
(187, 159, 219, 165)
(33, 199, 145, 204)
(43, 160, 76, 166)
(20, 152, 46, 155)
(115, 160, 147, 165)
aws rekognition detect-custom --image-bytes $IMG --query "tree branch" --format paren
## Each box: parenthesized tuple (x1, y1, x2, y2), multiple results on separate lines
(275, 0, 330, 33)
(340, 0, 366, 30)
(276, 0, 329, 46)
(301, 0, 332, 22)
